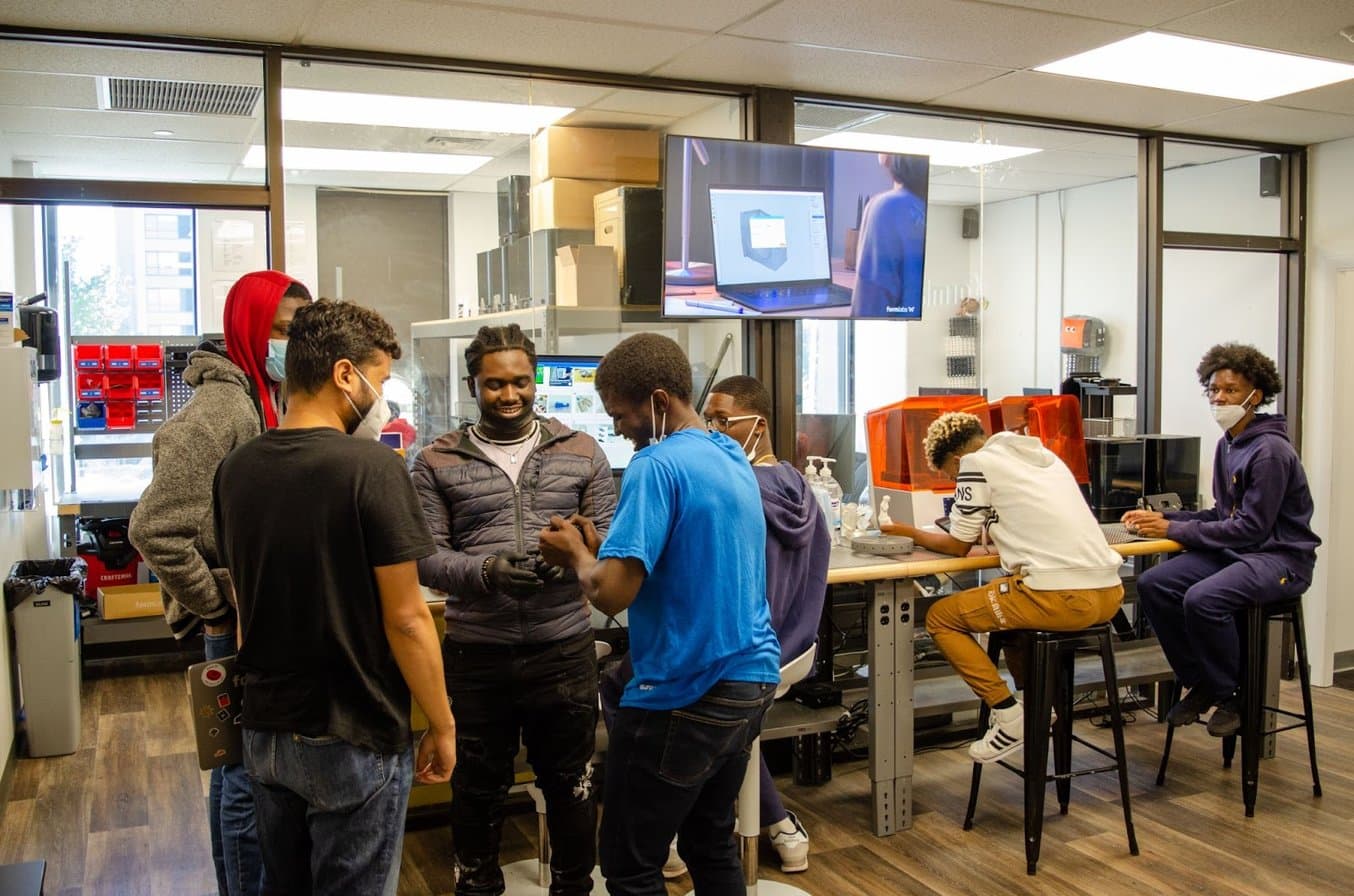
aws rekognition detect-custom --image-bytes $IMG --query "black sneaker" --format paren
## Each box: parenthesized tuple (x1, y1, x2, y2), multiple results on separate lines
(1207, 696, 1242, 737)
(1166, 687, 1215, 727)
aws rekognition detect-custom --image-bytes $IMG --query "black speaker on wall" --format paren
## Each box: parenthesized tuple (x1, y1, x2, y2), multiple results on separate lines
(962, 207, 980, 239)
(1259, 156, 1281, 198)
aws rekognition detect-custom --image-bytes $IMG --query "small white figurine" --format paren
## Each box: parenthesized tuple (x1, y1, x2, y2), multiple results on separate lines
(840, 503, 859, 536)
(855, 503, 874, 536)
(878, 495, 893, 528)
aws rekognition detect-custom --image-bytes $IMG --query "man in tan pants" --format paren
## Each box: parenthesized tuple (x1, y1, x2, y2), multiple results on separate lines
(884, 412, 1124, 762)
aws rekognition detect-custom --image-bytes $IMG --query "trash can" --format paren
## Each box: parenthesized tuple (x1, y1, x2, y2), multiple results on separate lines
(4, 558, 87, 757)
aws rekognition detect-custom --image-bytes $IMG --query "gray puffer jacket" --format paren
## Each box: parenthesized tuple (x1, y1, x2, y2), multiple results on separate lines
(412, 417, 617, 645)
(129, 347, 264, 639)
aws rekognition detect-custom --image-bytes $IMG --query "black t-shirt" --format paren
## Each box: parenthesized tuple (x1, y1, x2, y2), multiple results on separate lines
(213, 427, 435, 753)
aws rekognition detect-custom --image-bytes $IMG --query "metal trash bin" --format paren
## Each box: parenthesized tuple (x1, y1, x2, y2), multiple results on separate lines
(4, 559, 87, 757)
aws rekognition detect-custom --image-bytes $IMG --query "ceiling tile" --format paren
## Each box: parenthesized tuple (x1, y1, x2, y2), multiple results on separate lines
(1163, 104, 1354, 145)
(928, 183, 1029, 204)
(0, 72, 99, 111)
(0, 0, 322, 44)
(279, 59, 613, 108)
(934, 70, 1240, 130)
(1164, 0, 1354, 63)
(978, 1, 1223, 28)
(653, 37, 1006, 103)
(425, 0, 774, 33)
(1272, 79, 1354, 116)
(729, 0, 1138, 69)
(302, 1, 709, 77)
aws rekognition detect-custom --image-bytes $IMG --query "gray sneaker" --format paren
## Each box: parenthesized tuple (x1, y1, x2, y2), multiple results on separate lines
(1166, 687, 1215, 727)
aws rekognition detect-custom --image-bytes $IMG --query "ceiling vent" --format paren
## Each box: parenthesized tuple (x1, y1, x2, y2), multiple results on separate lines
(101, 77, 262, 117)
(794, 103, 883, 132)
(425, 134, 496, 150)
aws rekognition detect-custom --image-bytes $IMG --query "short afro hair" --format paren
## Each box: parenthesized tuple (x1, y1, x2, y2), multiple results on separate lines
(596, 333, 692, 404)
(465, 324, 536, 378)
(1196, 343, 1282, 407)
(709, 375, 772, 421)
(923, 412, 986, 472)
(286, 299, 400, 394)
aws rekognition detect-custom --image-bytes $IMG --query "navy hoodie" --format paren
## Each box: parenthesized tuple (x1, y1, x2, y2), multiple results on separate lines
(754, 462, 832, 666)
(1164, 414, 1320, 582)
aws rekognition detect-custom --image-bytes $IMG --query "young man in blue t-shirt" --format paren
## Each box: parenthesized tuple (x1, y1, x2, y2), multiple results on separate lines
(539, 333, 780, 896)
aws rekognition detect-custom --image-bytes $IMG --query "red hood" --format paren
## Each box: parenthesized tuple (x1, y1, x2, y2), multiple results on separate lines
(223, 270, 306, 428)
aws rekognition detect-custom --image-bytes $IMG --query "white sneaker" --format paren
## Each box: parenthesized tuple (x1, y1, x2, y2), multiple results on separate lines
(662, 838, 687, 879)
(767, 810, 810, 873)
(969, 700, 1024, 763)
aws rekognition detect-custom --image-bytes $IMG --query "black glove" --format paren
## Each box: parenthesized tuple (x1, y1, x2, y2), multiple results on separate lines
(528, 552, 569, 584)
(483, 551, 543, 598)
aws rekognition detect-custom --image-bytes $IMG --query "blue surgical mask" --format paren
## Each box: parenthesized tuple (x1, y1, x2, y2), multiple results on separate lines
(265, 339, 287, 383)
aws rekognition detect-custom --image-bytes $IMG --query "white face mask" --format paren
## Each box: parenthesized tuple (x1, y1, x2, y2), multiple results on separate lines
(649, 392, 667, 446)
(265, 338, 287, 383)
(739, 416, 764, 461)
(1210, 389, 1257, 432)
(345, 365, 392, 440)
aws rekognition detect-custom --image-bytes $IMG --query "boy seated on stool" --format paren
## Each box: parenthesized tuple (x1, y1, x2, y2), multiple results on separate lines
(883, 412, 1124, 761)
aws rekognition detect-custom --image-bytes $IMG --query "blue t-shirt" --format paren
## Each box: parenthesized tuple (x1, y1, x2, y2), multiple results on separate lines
(851, 187, 926, 318)
(599, 428, 780, 710)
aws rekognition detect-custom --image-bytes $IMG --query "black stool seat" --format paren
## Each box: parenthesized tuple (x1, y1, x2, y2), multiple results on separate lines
(963, 624, 1139, 875)
(1156, 595, 1321, 817)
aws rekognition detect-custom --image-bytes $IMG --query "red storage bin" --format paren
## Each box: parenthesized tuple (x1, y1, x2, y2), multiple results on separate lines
(105, 344, 134, 370)
(105, 401, 137, 430)
(74, 344, 105, 371)
(134, 344, 164, 371)
(77, 374, 107, 400)
(135, 373, 164, 400)
(104, 374, 136, 401)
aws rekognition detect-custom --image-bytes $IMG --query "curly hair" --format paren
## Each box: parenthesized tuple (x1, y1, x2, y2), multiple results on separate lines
(1196, 343, 1282, 407)
(465, 324, 536, 378)
(710, 375, 772, 421)
(595, 333, 692, 404)
(923, 412, 986, 472)
(286, 299, 401, 394)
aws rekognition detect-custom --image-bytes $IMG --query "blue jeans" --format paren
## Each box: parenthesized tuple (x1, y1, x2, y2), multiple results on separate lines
(243, 729, 412, 896)
(1137, 549, 1308, 698)
(204, 630, 265, 896)
(600, 680, 775, 896)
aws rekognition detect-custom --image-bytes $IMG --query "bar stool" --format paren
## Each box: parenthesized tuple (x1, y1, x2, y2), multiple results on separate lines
(1155, 595, 1321, 817)
(962, 624, 1139, 876)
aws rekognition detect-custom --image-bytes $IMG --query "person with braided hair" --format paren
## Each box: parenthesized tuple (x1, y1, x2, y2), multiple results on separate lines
(412, 324, 616, 896)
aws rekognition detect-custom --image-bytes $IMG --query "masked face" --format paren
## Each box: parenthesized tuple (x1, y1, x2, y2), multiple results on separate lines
(1211, 391, 1257, 431)
(702, 392, 763, 461)
(344, 363, 392, 440)
(265, 338, 288, 383)
(1205, 369, 1258, 433)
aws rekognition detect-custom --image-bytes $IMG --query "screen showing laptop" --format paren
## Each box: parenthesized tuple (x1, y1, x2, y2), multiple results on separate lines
(534, 355, 634, 470)
(709, 188, 831, 287)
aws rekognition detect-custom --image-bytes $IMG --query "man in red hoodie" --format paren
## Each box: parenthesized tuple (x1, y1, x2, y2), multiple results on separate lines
(130, 270, 311, 896)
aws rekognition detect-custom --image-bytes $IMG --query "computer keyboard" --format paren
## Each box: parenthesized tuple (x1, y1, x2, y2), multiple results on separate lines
(1099, 522, 1144, 545)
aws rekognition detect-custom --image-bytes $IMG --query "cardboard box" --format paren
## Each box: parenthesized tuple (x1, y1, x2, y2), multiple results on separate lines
(531, 178, 628, 232)
(555, 245, 618, 307)
(97, 583, 163, 620)
(530, 126, 661, 184)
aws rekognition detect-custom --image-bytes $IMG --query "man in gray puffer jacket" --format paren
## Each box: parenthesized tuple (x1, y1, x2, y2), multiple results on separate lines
(412, 324, 616, 896)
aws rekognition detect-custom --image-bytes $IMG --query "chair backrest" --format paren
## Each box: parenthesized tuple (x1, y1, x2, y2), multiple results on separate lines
(777, 643, 818, 699)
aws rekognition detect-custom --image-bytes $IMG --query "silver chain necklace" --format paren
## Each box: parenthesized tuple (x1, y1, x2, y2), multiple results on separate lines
(472, 420, 539, 464)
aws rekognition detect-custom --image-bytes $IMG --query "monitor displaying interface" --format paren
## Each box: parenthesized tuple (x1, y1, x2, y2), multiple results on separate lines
(663, 134, 929, 320)
(534, 355, 634, 470)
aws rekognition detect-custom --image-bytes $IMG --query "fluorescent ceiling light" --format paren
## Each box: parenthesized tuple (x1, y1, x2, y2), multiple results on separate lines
(1035, 32, 1354, 102)
(241, 145, 490, 175)
(281, 88, 573, 133)
(804, 132, 1040, 167)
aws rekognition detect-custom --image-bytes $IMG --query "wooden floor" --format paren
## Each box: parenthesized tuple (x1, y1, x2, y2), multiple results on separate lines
(4, 672, 1353, 895)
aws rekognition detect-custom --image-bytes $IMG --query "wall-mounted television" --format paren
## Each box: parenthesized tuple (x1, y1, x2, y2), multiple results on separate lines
(662, 135, 929, 321)
(533, 355, 634, 471)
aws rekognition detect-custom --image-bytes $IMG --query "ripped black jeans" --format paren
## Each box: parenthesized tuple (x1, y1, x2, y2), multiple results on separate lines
(443, 630, 598, 896)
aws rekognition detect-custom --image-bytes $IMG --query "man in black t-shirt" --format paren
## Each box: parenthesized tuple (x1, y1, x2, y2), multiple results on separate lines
(214, 299, 456, 895)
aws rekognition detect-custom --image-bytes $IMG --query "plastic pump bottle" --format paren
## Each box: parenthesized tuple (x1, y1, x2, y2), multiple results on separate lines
(820, 457, 844, 537)
(805, 457, 837, 545)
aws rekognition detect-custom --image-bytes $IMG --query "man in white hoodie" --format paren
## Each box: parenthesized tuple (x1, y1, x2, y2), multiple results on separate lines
(883, 412, 1123, 762)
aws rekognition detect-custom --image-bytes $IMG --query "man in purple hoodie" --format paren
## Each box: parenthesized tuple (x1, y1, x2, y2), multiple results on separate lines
(598, 375, 831, 875)
(1123, 344, 1320, 737)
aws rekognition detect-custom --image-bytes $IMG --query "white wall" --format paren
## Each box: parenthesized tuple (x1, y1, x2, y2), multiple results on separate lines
(1303, 136, 1354, 682)
(448, 192, 497, 316)
(284, 184, 320, 296)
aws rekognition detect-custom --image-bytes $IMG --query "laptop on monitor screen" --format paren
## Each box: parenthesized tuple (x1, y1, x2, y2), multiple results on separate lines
(709, 186, 852, 313)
